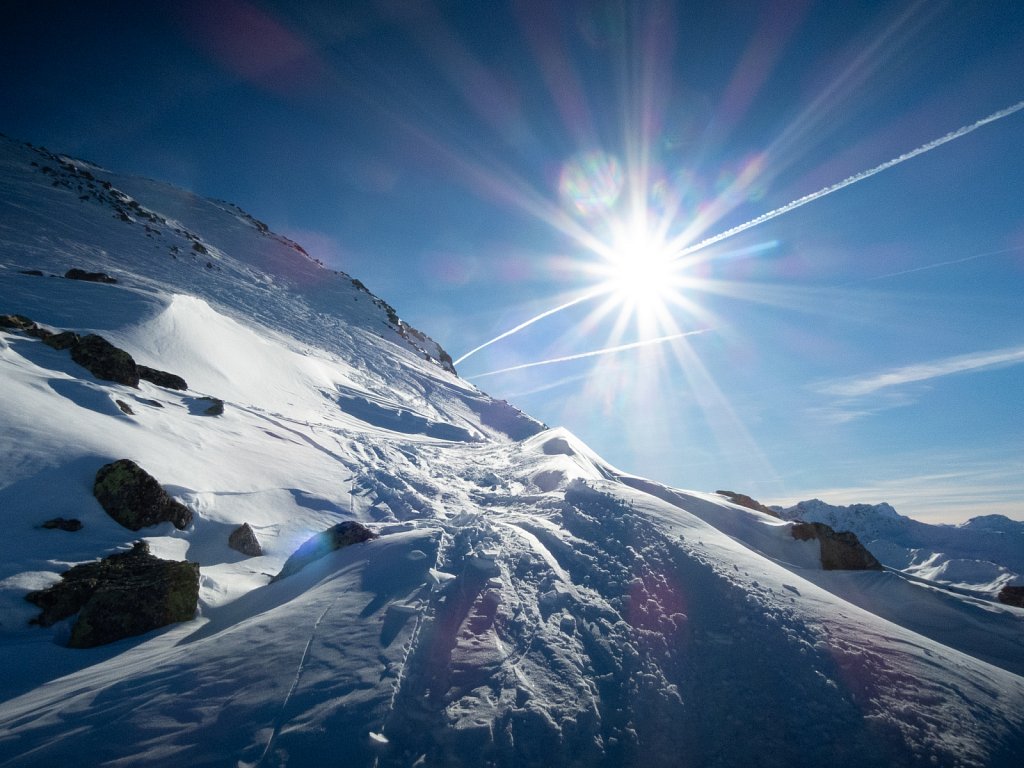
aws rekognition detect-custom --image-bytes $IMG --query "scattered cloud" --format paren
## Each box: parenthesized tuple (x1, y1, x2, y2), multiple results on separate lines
(817, 345, 1024, 398)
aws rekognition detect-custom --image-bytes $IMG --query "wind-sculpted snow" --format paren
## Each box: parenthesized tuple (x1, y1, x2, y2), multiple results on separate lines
(1, 136, 1023, 767)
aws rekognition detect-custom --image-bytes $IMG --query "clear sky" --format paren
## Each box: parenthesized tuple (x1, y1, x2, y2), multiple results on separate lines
(3, 1, 1022, 522)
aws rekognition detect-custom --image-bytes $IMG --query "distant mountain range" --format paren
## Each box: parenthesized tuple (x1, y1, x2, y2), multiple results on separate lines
(773, 499, 1024, 595)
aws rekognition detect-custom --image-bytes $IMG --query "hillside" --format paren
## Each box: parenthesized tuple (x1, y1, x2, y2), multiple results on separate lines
(1, 135, 1022, 767)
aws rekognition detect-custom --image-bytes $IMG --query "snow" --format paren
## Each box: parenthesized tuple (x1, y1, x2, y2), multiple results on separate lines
(1, 134, 1022, 766)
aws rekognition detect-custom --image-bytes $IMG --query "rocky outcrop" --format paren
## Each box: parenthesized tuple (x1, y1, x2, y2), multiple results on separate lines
(70, 334, 140, 387)
(272, 521, 376, 582)
(137, 365, 188, 391)
(716, 490, 779, 518)
(997, 586, 1024, 608)
(65, 268, 117, 284)
(25, 541, 199, 648)
(93, 459, 193, 530)
(791, 521, 883, 570)
(229, 523, 262, 556)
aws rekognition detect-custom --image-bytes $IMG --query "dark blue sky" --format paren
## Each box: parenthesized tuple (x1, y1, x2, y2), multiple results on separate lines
(3, 1, 1023, 520)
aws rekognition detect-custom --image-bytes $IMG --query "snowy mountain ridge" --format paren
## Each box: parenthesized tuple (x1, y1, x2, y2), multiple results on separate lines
(774, 498, 1024, 595)
(1, 135, 1023, 767)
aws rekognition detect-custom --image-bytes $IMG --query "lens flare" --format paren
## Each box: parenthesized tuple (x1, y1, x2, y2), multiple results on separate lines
(558, 150, 624, 216)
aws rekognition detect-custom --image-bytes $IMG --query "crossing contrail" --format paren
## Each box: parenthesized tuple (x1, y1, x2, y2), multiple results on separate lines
(456, 99, 1024, 366)
(453, 288, 606, 365)
(672, 99, 1024, 260)
(467, 328, 712, 379)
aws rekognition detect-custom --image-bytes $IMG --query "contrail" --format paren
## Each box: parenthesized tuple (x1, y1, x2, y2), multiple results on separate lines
(674, 99, 1024, 260)
(467, 328, 712, 379)
(453, 288, 606, 365)
(457, 99, 1024, 366)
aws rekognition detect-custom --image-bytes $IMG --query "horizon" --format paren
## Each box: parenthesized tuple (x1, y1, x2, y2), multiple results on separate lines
(2, 1, 1022, 523)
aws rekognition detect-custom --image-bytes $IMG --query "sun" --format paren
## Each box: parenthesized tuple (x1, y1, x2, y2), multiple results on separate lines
(597, 220, 679, 311)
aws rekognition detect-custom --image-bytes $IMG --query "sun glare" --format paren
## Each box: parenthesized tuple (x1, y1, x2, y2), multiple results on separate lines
(602, 225, 678, 307)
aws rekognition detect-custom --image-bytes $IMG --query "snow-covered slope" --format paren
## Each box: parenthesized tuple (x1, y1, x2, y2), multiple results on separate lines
(1, 135, 1022, 767)
(776, 498, 1024, 595)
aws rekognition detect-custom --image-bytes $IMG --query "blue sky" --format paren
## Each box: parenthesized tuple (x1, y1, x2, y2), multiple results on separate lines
(3, 1, 1022, 522)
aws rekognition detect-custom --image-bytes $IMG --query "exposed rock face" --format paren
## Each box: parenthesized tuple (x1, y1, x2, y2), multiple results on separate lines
(93, 459, 193, 530)
(997, 586, 1024, 608)
(25, 541, 199, 648)
(716, 490, 779, 518)
(70, 334, 140, 387)
(229, 523, 262, 557)
(137, 365, 188, 391)
(791, 522, 883, 570)
(42, 517, 83, 531)
(272, 521, 376, 582)
(65, 268, 117, 284)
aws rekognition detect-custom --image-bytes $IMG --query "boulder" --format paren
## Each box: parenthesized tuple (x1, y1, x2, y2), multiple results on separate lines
(70, 334, 139, 387)
(42, 330, 80, 350)
(791, 522, 883, 570)
(997, 586, 1024, 608)
(229, 522, 262, 557)
(137, 365, 188, 391)
(65, 268, 117, 284)
(93, 459, 193, 530)
(716, 490, 779, 518)
(272, 521, 376, 581)
(25, 541, 199, 648)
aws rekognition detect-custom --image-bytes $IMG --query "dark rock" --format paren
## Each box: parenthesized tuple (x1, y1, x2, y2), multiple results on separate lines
(25, 541, 199, 648)
(93, 459, 193, 530)
(42, 330, 80, 350)
(25, 325, 53, 340)
(18, 269, 44, 276)
(0, 313, 36, 331)
(138, 365, 188, 391)
(229, 523, 262, 557)
(199, 397, 223, 416)
(42, 517, 83, 532)
(791, 522, 883, 570)
(115, 399, 135, 415)
(65, 268, 117, 284)
(997, 586, 1024, 608)
(272, 521, 376, 582)
(717, 490, 779, 518)
(70, 334, 140, 387)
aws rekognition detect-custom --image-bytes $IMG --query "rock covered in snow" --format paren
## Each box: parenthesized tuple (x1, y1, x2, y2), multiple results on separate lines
(93, 459, 193, 531)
